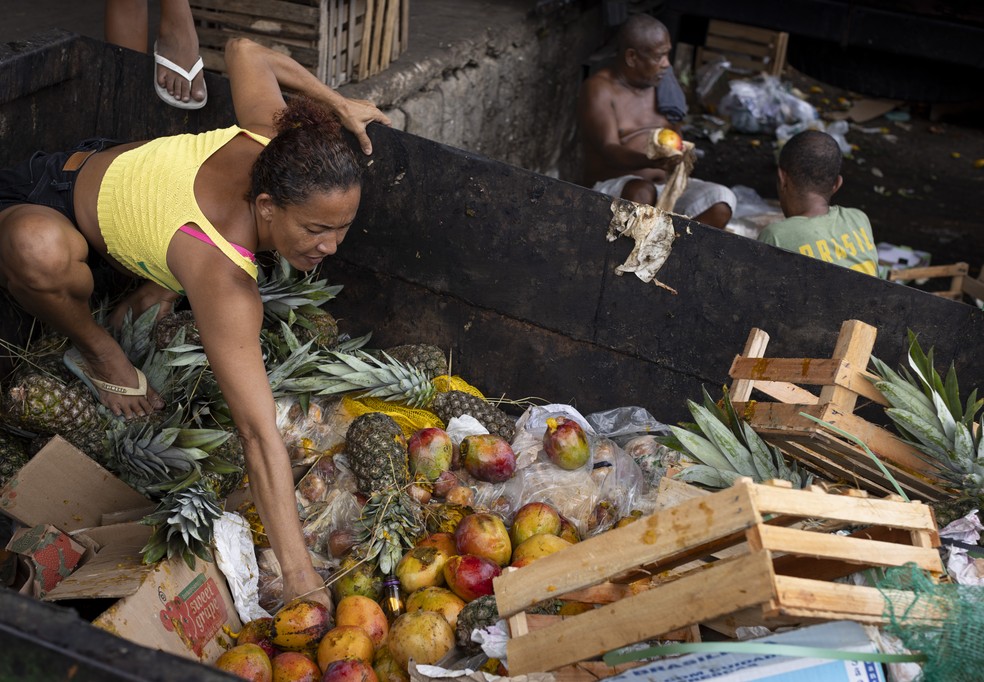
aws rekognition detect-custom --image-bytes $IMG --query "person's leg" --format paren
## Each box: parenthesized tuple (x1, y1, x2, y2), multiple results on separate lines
(621, 179, 658, 205)
(155, 0, 206, 105)
(672, 179, 736, 230)
(694, 202, 732, 229)
(104, 0, 149, 53)
(0, 205, 164, 418)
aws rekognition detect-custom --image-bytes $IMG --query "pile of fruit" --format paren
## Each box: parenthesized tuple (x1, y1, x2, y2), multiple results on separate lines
(216, 414, 618, 682)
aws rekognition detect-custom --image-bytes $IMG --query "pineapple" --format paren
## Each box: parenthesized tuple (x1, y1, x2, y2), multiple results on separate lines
(3, 372, 100, 435)
(375, 344, 448, 379)
(455, 596, 561, 654)
(430, 391, 516, 442)
(870, 332, 984, 507)
(657, 386, 814, 489)
(295, 309, 340, 350)
(154, 310, 200, 350)
(345, 412, 410, 494)
(0, 430, 31, 487)
(103, 408, 236, 496)
(353, 488, 424, 574)
(140, 482, 223, 569)
(258, 255, 342, 328)
(316, 350, 437, 407)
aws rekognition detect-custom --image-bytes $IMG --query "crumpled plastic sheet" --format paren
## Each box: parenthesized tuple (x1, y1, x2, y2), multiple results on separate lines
(606, 200, 677, 293)
(213, 511, 272, 623)
(473, 620, 510, 661)
(940, 509, 984, 586)
(410, 661, 554, 682)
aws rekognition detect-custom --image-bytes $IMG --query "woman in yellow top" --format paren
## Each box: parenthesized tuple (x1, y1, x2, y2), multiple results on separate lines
(0, 37, 391, 610)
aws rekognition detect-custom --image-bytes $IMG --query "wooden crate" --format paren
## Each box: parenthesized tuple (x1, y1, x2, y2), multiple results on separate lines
(494, 478, 944, 675)
(190, 0, 409, 88)
(728, 319, 952, 501)
(889, 261, 984, 304)
(696, 19, 788, 76)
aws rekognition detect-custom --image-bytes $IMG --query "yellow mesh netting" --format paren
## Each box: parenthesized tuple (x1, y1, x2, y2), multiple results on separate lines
(340, 375, 486, 437)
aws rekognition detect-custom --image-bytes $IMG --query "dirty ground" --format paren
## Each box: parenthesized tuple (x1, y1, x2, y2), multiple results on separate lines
(689, 67, 984, 273)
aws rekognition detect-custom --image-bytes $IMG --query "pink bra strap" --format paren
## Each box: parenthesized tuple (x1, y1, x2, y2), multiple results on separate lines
(178, 224, 256, 262)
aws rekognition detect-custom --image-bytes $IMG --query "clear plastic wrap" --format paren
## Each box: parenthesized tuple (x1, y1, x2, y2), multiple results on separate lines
(471, 405, 647, 536)
(300, 490, 362, 558)
(275, 395, 356, 465)
(718, 74, 818, 134)
(584, 406, 670, 443)
(295, 454, 358, 519)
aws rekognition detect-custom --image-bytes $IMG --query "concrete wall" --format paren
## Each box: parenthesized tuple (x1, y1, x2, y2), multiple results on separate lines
(341, 5, 604, 182)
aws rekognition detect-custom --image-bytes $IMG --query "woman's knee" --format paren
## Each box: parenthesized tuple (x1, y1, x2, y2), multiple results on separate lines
(0, 209, 86, 287)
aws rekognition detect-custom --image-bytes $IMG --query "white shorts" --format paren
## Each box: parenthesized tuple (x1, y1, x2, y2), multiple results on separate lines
(592, 175, 737, 218)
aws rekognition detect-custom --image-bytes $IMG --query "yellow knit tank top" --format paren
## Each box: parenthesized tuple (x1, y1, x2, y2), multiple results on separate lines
(97, 126, 270, 294)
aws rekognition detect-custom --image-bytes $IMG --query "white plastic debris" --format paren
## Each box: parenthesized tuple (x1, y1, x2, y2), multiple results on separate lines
(940, 509, 984, 585)
(213, 511, 272, 623)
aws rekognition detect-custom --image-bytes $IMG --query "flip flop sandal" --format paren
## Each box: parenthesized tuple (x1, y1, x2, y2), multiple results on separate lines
(153, 41, 208, 110)
(63, 347, 148, 399)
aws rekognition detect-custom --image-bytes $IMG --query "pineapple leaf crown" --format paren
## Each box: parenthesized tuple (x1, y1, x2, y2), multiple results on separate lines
(140, 483, 223, 569)
(870, 331, 984, 499)
(657, 385, 813, 489)
(258, 256, 343, 326)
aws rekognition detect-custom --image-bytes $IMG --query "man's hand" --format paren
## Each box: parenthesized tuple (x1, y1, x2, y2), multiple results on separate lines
(650, 154, 684, 172)
(283, 567, 333, 615)
(335, 97, 393, 155)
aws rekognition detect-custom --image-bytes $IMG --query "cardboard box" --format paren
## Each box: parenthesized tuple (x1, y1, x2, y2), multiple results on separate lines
(6, 523, 86, 597)
(0, 436, 241, 663)
(604, 621, 886, 682)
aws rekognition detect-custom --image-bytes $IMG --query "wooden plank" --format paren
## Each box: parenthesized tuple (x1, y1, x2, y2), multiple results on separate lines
(358, 0, 375, 79)
(770, 438, 899, 496)
(817, 320, 877, 412)
(889, 263, 969, 281)
(705, 35, 775, 58)
(771, 577, 947, 624)
(380, 0, 399, 67)
(730, 327, 770, 402)
(190, 0, 319, 25)
(771, 31, 789, 75)
(730, 357, 848, 386)
(748, 524, 943, 573)
(749, 481, 937, 530)
(826, 410, 943, 476)
(752, 380, 820, 405)
(708, 20, 784, 45)
(369, 0, 387, 76)
(962, 272, 984, 301)
(493, 482, 759, 617)
(400, 0, 409, 56)
(506, 551, 777, 675)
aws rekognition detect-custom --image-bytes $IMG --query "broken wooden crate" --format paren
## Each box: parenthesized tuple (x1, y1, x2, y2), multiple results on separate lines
(190, 0, 409, 88)
(493, 478, 944, 676)
(729, 319, 951, 501)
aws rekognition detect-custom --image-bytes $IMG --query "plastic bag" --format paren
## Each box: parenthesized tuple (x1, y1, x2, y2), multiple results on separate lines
(300, 489, 362, 558)
(719, 75, 818, 134)
(776, 119, 851, 155)
(295, 454, 357, 517)
(472, 405, 647, 537)
(275, 395, 356, 466)
(584, 405, 669, 443)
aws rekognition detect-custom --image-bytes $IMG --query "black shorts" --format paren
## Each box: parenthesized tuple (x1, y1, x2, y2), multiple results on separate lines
(0, 137, 120, 225)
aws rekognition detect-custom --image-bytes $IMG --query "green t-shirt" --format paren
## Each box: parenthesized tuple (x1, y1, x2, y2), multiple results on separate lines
(758, 206, 878, 276)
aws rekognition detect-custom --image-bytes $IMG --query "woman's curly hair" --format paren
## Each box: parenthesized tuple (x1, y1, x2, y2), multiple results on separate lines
(248, 96, 362, 206)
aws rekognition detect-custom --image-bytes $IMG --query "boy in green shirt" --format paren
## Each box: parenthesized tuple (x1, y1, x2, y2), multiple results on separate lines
(759, 130, 878, 276)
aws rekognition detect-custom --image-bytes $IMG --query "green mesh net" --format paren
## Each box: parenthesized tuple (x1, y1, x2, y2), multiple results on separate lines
(877, 563, 984, 682)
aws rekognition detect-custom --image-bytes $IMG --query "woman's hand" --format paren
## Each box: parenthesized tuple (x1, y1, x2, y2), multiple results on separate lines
(283, 566, 333, 613)
(333, 97, 392, 155)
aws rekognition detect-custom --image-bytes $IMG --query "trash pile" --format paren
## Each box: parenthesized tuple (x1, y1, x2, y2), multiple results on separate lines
(3, 262, 983, 682)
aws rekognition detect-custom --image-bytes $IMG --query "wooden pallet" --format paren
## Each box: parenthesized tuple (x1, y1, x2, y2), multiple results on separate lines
(728, 319, 951, 501)
(190, 0, 408, 88)
(696, 20, 788, 76)
(494, 478, 943, 675)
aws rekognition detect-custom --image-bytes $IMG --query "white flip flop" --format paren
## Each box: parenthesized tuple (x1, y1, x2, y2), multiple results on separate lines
(153, 41, 207, 110)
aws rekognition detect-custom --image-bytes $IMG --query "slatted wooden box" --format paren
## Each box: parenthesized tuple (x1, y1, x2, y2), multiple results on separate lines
(190, 0, 409, 88)
(728, 319, 952, 502)
(493, 478, 943, 676)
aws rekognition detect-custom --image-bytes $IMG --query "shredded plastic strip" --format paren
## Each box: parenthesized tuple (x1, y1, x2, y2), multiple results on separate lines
(603, 641, 926, 666)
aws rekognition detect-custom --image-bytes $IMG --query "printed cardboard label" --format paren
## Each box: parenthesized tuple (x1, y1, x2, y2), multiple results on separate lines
(7, 524, 85, 597)
(158, 573, 228, 658)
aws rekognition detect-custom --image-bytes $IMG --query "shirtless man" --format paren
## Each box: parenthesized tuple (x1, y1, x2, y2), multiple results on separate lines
(578, 14, 735, 229)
